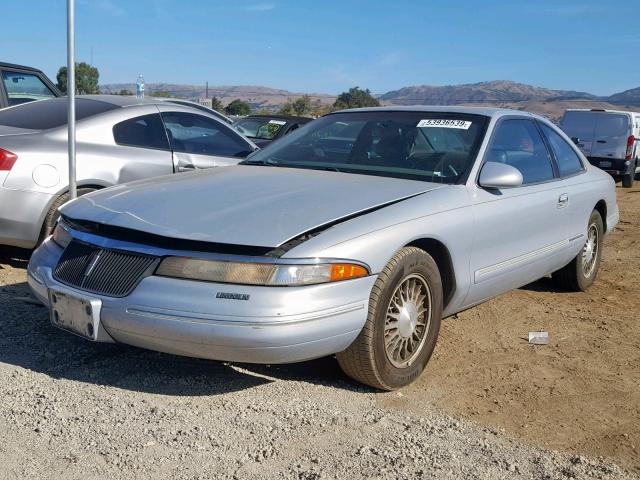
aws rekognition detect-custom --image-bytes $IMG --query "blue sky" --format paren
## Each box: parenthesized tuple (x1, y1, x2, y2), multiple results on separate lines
(1, 0, 637, 95)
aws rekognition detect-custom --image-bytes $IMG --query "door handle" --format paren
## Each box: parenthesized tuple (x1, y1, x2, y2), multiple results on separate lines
(596, 140, 607, 144)
(557, 193, 569, 208)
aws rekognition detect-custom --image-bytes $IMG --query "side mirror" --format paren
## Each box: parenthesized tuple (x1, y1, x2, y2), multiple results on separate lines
(571, 137, 581, 145)
(479, 162, 523, 189)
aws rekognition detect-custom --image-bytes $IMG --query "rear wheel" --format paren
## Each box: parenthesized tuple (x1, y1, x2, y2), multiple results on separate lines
(622, 160, 636, 187)
(337, 247, 442, 390)
(552, 209, 603, 291)
(37, 188, 96, 245)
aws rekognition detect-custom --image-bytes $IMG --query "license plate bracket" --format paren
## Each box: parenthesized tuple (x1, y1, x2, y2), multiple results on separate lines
(48, 289, 102, 341)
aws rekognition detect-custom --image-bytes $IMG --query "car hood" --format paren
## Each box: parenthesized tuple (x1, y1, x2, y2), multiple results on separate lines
(61, 165, 444, 248)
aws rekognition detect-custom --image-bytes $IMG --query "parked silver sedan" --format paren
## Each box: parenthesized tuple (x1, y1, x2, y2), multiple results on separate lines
(0, 95, 257, 248)
(28, 106, 619, 390)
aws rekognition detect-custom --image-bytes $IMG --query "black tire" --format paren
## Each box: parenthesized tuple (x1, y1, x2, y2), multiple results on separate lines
(337, 247, 443, 390)
(552, 209, 603, 292)
(622, 171, 634, 188)
(37, 188, 96, 245)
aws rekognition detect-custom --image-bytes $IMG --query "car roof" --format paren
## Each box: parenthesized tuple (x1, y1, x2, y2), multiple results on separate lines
(333, 105, 533, 119)
(0, 61, 45, 73)
(239, 114, 313, 122)
(78, 94, 179, 107)
(564, 108, 639, 116)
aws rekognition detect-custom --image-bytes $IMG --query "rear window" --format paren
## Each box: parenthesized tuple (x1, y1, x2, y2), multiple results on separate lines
(0, 97, 118, 130)
(594, 114, 630, 137)
(561, 111, 630, 140)
(560, 111, 597, 140)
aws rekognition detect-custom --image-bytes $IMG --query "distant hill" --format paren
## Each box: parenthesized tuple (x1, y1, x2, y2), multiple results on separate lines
(379, 80, 597, 105)
(100, 80, 639, 115)
(606, 86, 640, 106)
(461, 100, 637, 124)
(100, 83, 336, 110)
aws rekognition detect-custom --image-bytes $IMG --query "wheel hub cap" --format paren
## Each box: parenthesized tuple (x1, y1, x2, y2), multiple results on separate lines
(582, 223, 599, 277)
(384, 273, 432, 368)
(398, 303, 419, 338)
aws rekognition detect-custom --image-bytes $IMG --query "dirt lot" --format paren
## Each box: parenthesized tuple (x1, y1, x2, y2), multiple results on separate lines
(0, 184, 638, 479)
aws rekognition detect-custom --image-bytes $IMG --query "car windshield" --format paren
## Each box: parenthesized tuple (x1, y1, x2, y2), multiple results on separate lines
(234, 118, 286, 140)
(241, 111, 488, 183)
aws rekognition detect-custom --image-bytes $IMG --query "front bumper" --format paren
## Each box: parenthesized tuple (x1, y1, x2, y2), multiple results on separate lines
(28, 238, 374, 364)
(0, 186, 54, 248)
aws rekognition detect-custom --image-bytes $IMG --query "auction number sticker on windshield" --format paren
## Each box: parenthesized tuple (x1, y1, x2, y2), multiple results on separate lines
(268, 120, 287, 125)
(417, 119, 472, 129)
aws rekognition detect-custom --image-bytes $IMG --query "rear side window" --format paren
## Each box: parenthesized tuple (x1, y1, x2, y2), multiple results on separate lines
(0, 97, 118, 130)
(2, 70, 56, 106)
(162, 112, 252, 157)
(113, 114, 169, 150)
(540, 124, 584, 177)
(486, 119, 554, 185)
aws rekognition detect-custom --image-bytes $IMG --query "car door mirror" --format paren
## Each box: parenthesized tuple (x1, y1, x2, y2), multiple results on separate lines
(570, 137, 581, 145)
(479, 162, 523, 189)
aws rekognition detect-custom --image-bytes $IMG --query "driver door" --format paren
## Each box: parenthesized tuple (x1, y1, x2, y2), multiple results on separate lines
(463, 118, 571, 307)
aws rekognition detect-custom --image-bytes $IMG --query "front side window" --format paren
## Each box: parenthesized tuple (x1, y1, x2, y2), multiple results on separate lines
(540, 124, 584, 177)
(113, 114, 170, 150)
(2, 70, 56, 106)
(163, 112, 253, 157)
(486, 119, 554, 185)
(242, 112, 488, 183)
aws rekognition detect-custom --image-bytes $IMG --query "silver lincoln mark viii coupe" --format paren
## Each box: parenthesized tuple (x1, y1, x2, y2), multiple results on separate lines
(28, 106, 619, 390)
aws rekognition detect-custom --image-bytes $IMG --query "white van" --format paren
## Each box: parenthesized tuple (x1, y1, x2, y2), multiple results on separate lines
(560, 109, 640, 187)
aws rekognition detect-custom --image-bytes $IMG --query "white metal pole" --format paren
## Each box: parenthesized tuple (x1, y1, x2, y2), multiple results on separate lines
(67, 0, 77, 199)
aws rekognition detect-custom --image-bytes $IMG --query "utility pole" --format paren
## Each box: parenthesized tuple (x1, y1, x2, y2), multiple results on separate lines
(67, 0, 77, 200)
(206, 81, 209, 99)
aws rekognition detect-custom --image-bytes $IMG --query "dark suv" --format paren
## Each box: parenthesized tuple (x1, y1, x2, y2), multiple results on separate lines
(0, 62, 61, 109)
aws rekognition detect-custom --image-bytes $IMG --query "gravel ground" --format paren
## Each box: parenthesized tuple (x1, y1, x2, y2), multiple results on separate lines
(0, 185, 638, 479)
(0, 259, 637, 479)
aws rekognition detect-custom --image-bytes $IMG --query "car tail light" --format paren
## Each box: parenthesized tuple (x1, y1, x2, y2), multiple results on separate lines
(0, 148, 17, 171)
(626, 135, 635, 160)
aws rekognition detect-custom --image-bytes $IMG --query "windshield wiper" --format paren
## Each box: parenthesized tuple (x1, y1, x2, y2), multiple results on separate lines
(240, 158, 280, 167)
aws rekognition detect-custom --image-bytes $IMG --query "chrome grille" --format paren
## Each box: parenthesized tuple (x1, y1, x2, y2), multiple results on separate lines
(53, 241, 158, 297)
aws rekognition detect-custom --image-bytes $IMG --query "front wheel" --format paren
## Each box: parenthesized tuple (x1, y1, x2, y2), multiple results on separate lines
(337, 247, 443, 390)
(37, 188, 96, 245)
(552, 209, 603, 291)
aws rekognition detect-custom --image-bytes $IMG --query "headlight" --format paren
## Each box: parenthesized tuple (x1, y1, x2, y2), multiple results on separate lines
(51, 219, 72, 248)
(155, 257, 369, 286)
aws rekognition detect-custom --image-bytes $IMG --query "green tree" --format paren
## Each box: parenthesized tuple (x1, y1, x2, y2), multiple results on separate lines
(225, 99, 251, 116)
(280, 95, 313, 116)
(333, 86, 380, 110)
(210, 96, 224, 112)
(151, 90, 172, 98)
(118, 89, 133, 96)
(56, 62, 100, 94)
